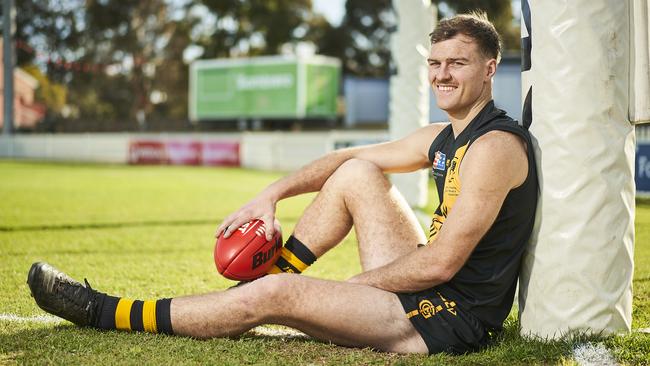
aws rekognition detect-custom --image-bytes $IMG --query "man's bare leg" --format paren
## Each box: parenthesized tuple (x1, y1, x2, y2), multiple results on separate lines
(171, 273, 428, 354)
(27, 261, 427, 353)
(171, 161, 430, 353)
(28, 160, 429, 353)
(291, 158, 427, 270)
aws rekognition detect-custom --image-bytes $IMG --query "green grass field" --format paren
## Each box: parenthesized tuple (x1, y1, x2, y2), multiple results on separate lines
(0, 161, 648, 365)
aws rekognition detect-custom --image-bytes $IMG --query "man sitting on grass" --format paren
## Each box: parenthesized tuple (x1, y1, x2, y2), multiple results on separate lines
(27, 12, 538, 355)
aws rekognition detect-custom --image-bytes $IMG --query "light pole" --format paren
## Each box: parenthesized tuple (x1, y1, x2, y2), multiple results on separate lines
(3, 0, 15, 135)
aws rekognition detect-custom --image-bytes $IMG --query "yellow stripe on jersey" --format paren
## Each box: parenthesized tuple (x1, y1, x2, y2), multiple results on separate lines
(114, 298, 134, 331)
(142, 300, 157, 333)
(280, 247, 308, 272)
(430, 142, 470, 241)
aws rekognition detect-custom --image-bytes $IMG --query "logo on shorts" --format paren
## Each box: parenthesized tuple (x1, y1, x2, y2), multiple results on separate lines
(432, 151, 446, 171)
(419, 300, 435, 319)
(437, 292, 457, 316)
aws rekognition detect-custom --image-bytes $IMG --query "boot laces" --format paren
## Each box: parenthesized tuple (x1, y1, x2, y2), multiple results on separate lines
(51, 274, 98, 324)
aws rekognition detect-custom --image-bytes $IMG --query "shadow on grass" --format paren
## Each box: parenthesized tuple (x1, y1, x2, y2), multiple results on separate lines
(0, 323, 321, 348)
(0, 323, 394, 365)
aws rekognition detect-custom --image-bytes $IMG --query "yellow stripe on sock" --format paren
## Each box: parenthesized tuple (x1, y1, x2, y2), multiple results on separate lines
(115, 298, 134, 331)
(142, 300, 158, 333)
(267, 265, 282, 274)
(280, 247, 308, 272)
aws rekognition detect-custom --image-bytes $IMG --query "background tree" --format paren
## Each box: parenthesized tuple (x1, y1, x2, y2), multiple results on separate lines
(310, 0, 519, 78)
(14, 0, 84, 74)
(12, 0, 84, 120)
(13, 0, 317, 128)
(10, 0, 519, 130)
(197, 0, 314, 58)
(311, 0, 394, 77)
(150, 18, 198, 121)
(75, 0, 181, 127)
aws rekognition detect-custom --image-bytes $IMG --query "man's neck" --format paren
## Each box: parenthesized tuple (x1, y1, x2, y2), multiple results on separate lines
(447, 95, 492, 137)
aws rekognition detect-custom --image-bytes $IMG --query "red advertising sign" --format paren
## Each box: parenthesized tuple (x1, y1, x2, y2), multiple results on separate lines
(202, 141, 240, 166)
(128, 140, 240, 167)
(129, 140, 168, 165)
(167, 141, 202, 165)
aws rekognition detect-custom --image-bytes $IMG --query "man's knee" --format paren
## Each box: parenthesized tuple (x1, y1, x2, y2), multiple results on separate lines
(326, 159, 385, 189)
(243, 273, 301, 318)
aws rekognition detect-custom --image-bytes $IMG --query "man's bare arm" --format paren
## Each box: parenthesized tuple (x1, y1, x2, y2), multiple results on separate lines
(347, 130, 529, 292)
(216, 123, 448, 240)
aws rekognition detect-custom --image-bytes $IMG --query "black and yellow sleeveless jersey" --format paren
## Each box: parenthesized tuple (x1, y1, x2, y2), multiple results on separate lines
(427, 101, 538, 331)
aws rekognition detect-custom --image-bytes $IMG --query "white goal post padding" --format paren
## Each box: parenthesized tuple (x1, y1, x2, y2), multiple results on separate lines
(389, 0, 435, 209)
(519, 0, 635, 338)
(631, 0, 650, 124)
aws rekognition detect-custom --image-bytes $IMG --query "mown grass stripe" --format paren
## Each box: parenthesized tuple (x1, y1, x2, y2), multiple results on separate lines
(0, 218, 300, 232)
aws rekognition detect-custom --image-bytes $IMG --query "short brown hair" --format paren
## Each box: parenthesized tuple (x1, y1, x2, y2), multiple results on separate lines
(429, 11, 502, 63)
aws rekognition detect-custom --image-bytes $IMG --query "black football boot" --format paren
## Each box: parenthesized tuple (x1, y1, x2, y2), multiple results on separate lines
(26, 262, 102, 327)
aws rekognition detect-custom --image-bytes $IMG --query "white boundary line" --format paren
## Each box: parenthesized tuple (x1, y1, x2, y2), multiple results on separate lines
(0, 313, 63, 324)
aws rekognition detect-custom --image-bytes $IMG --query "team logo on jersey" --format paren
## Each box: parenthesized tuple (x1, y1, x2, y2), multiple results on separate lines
(432, 151, 446, 171)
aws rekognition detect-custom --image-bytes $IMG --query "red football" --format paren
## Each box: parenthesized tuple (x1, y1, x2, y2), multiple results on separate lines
(214, 219, 282, 281)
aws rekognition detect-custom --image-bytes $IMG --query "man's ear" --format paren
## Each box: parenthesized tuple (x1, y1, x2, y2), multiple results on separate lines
(485, 59, 497, 80)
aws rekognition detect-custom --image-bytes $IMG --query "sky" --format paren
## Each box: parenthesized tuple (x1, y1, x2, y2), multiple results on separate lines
(313, 0, 346, 26)
(312, 1, 522, 25)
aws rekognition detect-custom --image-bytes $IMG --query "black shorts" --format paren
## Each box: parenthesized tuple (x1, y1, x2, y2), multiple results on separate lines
(396, 288, 489, 355)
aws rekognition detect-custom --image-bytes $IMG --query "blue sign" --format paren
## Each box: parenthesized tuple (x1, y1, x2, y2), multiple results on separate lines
(636, 143, 650, 192)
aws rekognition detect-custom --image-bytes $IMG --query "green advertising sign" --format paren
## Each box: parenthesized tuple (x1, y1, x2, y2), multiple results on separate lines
(190, 56, 340, 121)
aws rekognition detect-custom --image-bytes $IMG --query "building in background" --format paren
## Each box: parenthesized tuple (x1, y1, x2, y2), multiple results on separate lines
(0, 40, 45, 130)
(344, 55, 522, 126)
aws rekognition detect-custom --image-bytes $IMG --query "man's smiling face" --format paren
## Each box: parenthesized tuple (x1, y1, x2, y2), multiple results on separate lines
(428, 34, 495, 117)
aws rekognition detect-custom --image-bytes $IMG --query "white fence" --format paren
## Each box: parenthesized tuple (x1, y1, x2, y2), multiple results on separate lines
(1, 127, 648, 171)
(0, 131, 389, 171)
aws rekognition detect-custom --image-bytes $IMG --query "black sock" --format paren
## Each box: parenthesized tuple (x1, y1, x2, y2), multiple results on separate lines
(267, 235, 317, 274)
(93, 293, 173, 334)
